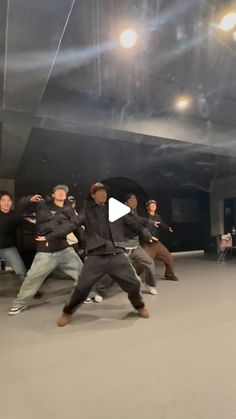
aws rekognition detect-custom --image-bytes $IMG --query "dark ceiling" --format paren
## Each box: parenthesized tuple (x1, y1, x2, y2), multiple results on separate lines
(1, 0, 236, 182)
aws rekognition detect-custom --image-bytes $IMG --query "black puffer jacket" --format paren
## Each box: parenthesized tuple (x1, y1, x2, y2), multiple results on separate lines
(34, 198, 81, 252)
(48, 198, 152, 253)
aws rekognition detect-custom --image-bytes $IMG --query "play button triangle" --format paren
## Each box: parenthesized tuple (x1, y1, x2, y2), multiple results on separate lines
(108, 198, 131, 222)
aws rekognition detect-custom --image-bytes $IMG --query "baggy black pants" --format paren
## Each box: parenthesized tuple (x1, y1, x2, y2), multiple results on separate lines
(96, 245, 156, 297)
(63, 253, 145, 314)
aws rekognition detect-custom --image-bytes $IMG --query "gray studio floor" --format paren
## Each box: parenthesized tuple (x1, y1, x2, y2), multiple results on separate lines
(1, 253, 236, 419)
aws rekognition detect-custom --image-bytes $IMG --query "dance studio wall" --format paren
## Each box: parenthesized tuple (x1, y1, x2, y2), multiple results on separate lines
(210, 174, 236, 236)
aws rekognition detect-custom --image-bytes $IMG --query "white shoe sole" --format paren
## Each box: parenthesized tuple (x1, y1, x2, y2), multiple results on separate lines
(83, 298, 93, 304)
(142, 285, 158, 296)
(8, 306, 27, 316)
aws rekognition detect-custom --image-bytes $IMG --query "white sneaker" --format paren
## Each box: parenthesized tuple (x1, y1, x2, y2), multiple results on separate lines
(147, 286, 158, 296)
(83, 298, 93, 304)
(94, 294, 103, 303)
(8, 305, 27, 316)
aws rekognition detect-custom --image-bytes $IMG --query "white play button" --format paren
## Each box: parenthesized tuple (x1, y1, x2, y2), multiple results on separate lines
(108, 198, 131, 222)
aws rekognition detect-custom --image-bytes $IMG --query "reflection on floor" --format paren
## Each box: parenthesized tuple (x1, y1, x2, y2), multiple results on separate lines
(0, 253, 236, 419)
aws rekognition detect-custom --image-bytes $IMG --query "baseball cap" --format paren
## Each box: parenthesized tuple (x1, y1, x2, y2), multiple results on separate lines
(52, 184, 69, 194)
(145, 199, 157, 208)
(90, 182, 107, 194)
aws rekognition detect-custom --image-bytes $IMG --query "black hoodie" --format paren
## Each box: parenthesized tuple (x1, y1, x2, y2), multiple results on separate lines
(0, 196, 32, 249)
(47, 196, 153, 254)
(146, 213, 170, 240)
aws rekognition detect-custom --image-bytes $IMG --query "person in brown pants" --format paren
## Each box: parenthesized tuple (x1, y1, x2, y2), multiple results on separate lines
(143, 200, 178, 281)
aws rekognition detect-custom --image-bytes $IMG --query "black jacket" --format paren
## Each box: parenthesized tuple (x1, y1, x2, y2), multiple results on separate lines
(0, 210, 22, 248)
(48, 198, 152, 254)
(25, 198, 83, 253)
(146, 213, 170, 239)
(0, 197, 32, 249)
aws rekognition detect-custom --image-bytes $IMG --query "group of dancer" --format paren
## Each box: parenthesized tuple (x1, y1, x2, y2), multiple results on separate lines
(0, 182, 178, 327)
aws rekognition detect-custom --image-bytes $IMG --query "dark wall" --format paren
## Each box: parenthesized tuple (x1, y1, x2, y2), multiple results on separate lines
(100, 179, 210, 252)
(145, 188, 210, 252)
(15, 128, 212, 252)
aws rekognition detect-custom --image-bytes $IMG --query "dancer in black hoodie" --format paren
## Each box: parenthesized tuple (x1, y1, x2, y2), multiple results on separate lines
(94, 193, 158, 302)
(57, 183, 157, 327)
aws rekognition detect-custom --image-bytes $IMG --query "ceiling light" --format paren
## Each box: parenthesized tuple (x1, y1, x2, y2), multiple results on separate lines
(175, 96, 191, 111)
(219, 13, 236, 31)
(119, 29, 138, 49)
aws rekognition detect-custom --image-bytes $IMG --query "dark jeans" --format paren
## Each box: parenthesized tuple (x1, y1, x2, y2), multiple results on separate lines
(63, 253, 144, 314)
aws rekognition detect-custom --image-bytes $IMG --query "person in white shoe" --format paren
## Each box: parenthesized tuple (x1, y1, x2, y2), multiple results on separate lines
(93, 193, 158, 302)
(8, 185, 84, 315)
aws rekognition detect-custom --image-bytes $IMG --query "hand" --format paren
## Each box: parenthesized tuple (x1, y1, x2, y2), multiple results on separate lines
(149, 236, 158, 243)
(35, 236, 48, 247)
(35, 236, 47, 241)
(154, 222, 161, 228)
(169, 227, 173, 233)
(30, 194, 42, 203)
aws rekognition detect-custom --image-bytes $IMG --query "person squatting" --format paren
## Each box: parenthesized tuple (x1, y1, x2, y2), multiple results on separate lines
(0, 183, 178, 327)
